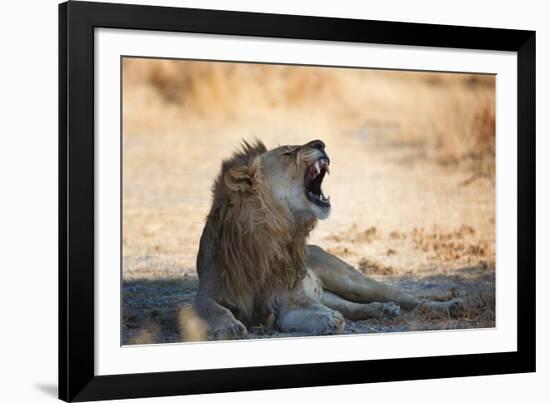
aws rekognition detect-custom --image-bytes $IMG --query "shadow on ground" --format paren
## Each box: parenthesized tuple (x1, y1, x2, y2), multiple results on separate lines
(122, 265, 495, 345)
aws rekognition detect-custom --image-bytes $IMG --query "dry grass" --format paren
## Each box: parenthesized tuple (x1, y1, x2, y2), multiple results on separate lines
(358, 258, 398, 276)
(123, 58, 494, 169)
(121, 57, 496, 344)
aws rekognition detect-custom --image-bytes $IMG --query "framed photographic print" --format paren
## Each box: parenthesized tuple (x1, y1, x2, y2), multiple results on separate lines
(59, 1, 536, 401)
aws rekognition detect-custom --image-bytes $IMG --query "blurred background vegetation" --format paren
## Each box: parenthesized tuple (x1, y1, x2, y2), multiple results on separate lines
(123, 58, 495, 175)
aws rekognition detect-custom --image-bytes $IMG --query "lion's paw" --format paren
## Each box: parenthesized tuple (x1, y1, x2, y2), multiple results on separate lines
(420, 297, 464, 318)
(211, 320, 248, 340)
(320, 310, 345, 335)
(380, 302, 401, 318)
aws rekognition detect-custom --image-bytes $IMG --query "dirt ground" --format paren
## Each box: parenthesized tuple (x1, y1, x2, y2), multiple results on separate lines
(121, 59, 496, 345)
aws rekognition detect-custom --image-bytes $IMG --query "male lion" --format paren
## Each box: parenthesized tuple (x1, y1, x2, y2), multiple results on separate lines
(194, 139, 462, 339)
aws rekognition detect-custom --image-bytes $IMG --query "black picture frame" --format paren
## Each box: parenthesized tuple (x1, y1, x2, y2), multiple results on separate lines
(59, 1, 536, 401)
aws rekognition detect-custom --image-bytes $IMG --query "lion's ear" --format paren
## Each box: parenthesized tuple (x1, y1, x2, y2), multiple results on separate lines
(224, 157, 261, 192)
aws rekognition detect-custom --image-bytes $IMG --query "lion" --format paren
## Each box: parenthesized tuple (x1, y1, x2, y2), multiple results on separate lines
(194, 139, 462, 339)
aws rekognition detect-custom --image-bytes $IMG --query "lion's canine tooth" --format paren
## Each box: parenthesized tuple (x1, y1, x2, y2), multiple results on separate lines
(314, 161, 320, 175)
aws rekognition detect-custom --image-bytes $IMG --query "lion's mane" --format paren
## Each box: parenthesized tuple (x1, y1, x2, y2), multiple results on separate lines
(196, 140, 316, 324)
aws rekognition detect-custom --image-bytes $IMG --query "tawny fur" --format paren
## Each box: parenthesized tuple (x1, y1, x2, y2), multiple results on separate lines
(197, 141, 315, 325)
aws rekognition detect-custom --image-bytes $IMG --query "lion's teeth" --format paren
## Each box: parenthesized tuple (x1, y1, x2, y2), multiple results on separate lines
(326, 165, 330, 174)
(314, 161, 320, 175)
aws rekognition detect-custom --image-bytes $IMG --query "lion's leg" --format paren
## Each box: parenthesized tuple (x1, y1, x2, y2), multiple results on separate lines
(276, 275, 345, 335)
(276, 298, 345, 335)
(193, 292, 248, 340)
(308, 245, 463, 313)
(307, 245, 420, 309)
(321, 291, 401, 320)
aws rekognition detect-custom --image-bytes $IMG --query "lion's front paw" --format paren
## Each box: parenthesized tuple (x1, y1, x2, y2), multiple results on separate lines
(211, 319, 248, 340)
(320, 310, 345, 335)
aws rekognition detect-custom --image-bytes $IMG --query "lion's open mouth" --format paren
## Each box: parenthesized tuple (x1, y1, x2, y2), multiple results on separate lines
(304, 157, 330, 208)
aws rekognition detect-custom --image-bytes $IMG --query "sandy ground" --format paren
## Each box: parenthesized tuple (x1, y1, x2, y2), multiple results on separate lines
(121, 60, 495, 345)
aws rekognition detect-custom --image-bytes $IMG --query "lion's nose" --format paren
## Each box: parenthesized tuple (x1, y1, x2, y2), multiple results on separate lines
(306, 140, 325, 151)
